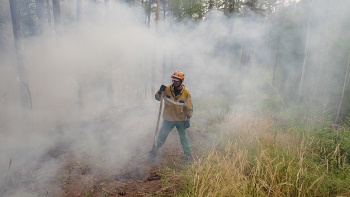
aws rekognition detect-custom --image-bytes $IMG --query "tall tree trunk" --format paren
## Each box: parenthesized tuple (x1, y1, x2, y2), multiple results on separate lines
(147, 0, 151, 27)
(265, 17, 270, 52)
(239, 44, 251, 68)
(225, 0, 236, 14)
(107, 74, 113, 107)
(231, 0, 235, 14)
(151, 64, 155, 98)
(52, 0, 61, 31)
(162, 0, 166, 24)
(156, 0, 160, 25)
(46, 0, 52, 26)
(272, 31, 280, 86)
(316, 0, 331, 98)
(246, 0, 257, 12)
(35, 0, 47, 34)
(236, 44, 251, 92)
(224, 0, 228, 13)
(88, 0, 97, 18)
(297, 8, 312, 102)
(209, 0, 214, 10)
(77, 0, 82, 23)
(335, 53, 350, 123)
(9, 0, 33, 124)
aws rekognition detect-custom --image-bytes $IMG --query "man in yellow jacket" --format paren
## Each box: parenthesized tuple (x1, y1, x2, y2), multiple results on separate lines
(150, 70, 193, 162)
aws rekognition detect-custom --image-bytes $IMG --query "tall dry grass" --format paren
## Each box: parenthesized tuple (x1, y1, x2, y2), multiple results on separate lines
(181, 113, 340, 197)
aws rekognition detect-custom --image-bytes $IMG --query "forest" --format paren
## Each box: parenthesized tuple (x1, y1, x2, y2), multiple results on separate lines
(1, 0, 350, 196)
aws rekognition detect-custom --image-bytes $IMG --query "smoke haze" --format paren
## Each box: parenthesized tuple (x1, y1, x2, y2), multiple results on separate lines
(1, 0, 350, 195)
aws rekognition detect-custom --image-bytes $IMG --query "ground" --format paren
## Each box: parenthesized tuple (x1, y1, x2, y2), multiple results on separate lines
(1, 105, 206, 197)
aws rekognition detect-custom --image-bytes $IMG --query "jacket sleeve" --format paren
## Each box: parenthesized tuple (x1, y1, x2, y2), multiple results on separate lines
(155, 89, 162, 101)
(185, 91, 193, 118)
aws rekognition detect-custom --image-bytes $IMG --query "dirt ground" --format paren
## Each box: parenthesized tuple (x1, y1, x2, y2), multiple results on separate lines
(1, 106, 206, 197)
(48, 136, 192, 197)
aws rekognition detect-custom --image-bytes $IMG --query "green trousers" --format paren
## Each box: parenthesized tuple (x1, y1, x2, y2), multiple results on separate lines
(155, 120, 192, 155)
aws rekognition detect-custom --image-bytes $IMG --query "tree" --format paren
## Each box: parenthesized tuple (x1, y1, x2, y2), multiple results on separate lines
(77, 0, 82, 23)
(156, 0, 160, 25)
(335, 53, 350, 123)
(297, 1, 312, 102)
(168, 0, 206, 21)
(35, 0, 47, 34)
(52, 0, 60, 29)
(0, 1, 9, 53)
(9, 0, 33, 123)
(46, 0, 51, 26)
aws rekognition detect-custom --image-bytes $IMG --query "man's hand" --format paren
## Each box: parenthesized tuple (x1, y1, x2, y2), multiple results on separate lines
(159, 85, 166, 92)
(158, 85, 166, 95)
(185, 120, 190, 128)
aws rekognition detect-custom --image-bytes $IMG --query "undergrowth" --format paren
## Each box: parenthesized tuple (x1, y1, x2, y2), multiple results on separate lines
(177, 112, 350, 197)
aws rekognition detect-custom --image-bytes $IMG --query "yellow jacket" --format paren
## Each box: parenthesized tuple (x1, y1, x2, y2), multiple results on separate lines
(155, 84, 193, 121)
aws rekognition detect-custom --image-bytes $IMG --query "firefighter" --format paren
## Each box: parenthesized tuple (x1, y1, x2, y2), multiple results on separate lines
(149, 70, 193, 162)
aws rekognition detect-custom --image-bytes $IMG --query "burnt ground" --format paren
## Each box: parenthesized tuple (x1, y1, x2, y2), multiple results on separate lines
(1, 105, 208, 197)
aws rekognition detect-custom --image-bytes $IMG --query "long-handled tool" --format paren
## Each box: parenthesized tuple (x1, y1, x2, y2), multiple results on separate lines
(152, 93, 164, 149)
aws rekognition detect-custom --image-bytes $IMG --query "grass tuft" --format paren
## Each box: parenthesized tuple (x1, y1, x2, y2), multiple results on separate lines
(179, 113, 350, 197)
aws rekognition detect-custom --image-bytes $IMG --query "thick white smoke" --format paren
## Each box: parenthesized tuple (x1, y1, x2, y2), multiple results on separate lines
(0, 0, 350, 196)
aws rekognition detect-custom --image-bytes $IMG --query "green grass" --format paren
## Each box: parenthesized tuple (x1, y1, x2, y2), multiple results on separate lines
(177, 112, 350, 197)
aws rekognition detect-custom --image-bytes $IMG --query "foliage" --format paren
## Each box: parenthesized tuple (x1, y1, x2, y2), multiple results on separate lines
(179, 112, 350, 196)
(168, 0, 207, 21)
(311, 127, 350, 164)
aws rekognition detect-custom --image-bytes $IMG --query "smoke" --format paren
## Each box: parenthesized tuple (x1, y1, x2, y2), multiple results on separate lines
(1, 0, 350, 195)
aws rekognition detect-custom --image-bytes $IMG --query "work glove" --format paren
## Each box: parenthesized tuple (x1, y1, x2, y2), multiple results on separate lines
(159, 85, 166, 92)
(158, 85, 166, 94)
(184, 120, 190, 128)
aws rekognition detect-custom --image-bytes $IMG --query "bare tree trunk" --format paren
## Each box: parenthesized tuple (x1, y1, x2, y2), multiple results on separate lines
(156, 0, 160, 24)
(223, 0, 228, 14)
(105, 0, 109, 11)
(46, 0, 52, 26)
(77, 0, 82, 23)
(266, 17, 270, 52)
(151, 64, 155, 98)
(107, 75, 113, 107)
(347, 68, 350, 87)
(297, 8, 312, 102)
(335, 53, 350, 123)
(52, 0, 61, 31)
(236, 44, 251, 91)
(229, 0, 236, 14)
(146, 0, 151, 27)
(272, 31, 280, 86)
(78, 83, 84, 111)
(239, 44, 251, 68)
(35, 0, 47, 34)
(162, 0, 166, 25)
(9, 0, 33, 124)
(209, 0, 214, 10)
(316, 0, 331, 98)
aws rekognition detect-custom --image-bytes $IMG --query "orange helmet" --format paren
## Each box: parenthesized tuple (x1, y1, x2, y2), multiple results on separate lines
(171, 70, 185, 82)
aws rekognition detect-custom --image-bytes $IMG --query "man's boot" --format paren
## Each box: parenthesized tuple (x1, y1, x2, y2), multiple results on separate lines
(148, 147, 158, 163)
(185, 153, 194, 164)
